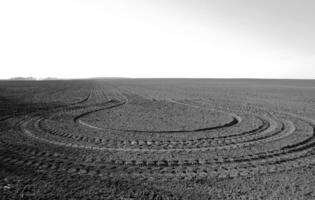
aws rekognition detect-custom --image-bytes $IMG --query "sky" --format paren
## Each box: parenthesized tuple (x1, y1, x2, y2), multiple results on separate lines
(0, 0, 315, 79)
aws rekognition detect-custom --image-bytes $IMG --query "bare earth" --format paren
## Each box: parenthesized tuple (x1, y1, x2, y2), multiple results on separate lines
(1, 79, 315, 200)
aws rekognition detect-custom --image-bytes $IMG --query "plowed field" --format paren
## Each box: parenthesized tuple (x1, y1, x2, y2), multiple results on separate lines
(1, 79, 315, 199)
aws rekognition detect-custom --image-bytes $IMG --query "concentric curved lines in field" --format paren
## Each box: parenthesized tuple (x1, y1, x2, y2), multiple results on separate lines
(20, 110, 307, 155)
(4, 84, 315, 181)
(34, 103, 280, 151)
(76, 98, 242, 134)
(72, 114, 266, 146)
(2, 140, 315, 180)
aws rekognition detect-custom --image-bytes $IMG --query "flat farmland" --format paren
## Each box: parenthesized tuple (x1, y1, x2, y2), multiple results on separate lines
(1, 79, 315, 199)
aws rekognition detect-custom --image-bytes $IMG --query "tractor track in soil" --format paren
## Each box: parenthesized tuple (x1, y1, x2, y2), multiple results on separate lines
(2, 84, 315, 182)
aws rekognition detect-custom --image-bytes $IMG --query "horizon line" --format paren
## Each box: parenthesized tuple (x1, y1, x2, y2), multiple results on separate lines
(1, 77, 315, 81)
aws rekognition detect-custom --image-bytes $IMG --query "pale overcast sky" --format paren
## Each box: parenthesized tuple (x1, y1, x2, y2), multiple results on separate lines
(0, 0, 314, 79)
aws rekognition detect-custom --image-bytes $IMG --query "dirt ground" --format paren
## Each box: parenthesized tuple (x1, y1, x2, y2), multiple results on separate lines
(1, 79, 315, 199)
